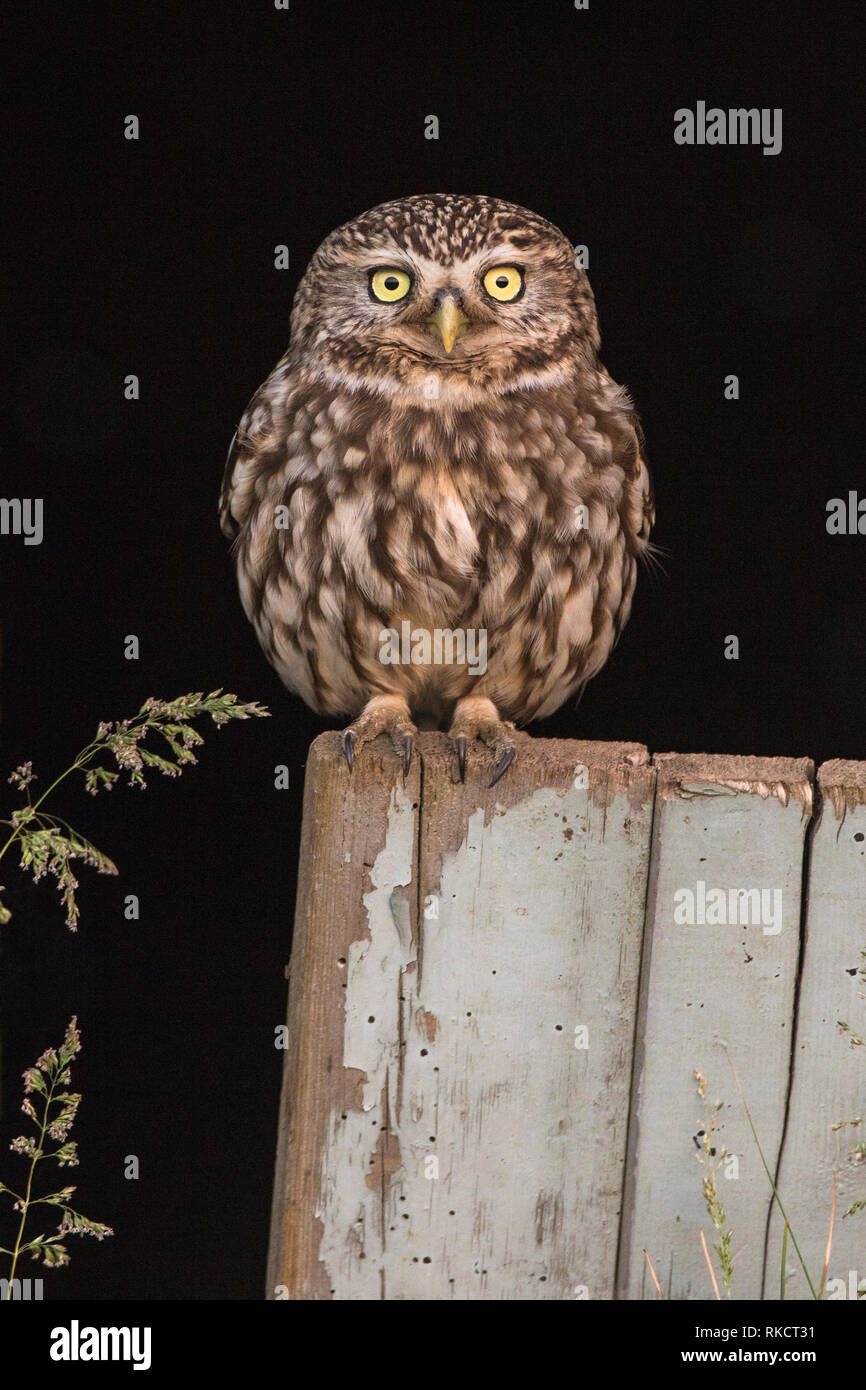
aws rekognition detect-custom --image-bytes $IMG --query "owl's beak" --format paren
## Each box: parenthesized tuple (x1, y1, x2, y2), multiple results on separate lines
(426, 295, 470, 354)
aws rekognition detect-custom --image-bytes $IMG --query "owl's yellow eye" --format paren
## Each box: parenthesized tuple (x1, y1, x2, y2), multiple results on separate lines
(482, 265, 524, 302)
(369, 268, 412, 303)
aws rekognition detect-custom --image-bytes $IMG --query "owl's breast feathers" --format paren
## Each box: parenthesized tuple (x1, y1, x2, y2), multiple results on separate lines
(220, 364, 652, 723)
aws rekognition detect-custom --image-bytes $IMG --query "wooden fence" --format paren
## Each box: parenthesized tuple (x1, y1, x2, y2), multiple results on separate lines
(267, 734, 866, 1300)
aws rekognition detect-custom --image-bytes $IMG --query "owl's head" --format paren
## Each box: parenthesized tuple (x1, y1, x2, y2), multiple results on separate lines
(288, 194, 601, 406)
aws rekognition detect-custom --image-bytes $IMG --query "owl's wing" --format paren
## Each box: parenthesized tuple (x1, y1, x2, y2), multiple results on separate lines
(613, 389, 654, 555)
(612, 424, 655, 645)
(218, 428, 241, 539)
(218, 375, 282, 540)
(631, 451, 655, 552)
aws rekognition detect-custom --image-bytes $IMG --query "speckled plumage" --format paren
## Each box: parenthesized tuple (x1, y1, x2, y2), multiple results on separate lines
(220, 194, 654, 779)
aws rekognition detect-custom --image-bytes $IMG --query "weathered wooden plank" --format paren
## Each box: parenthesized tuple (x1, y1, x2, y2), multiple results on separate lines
(386, 739, 656, 1301)
(766, 760, 866, 1301)
(618, 753, 814, 1301)
(268, 732, 655, 1299)
(266, 732, 421, 1299)
(384, 734, 655, 1300)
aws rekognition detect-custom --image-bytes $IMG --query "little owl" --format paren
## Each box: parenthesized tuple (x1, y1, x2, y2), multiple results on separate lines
(219, 194, 654, 785)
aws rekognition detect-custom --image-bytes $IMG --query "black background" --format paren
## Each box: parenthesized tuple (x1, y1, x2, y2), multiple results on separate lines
(0, 0, 861, 1299)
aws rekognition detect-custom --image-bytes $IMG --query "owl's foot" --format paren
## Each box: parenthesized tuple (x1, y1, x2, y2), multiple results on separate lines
(342, 694, 416, 775)
(448, 696, 517, 788)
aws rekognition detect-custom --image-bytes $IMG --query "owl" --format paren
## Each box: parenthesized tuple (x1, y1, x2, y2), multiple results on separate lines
(220, 194, 654, 785)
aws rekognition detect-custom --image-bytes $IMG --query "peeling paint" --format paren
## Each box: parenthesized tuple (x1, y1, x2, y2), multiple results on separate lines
(316, 779, 416, 1299)
(416, 1008, 438, 1043)
(621, 751, 812, 1299)
(767, 762, 866, 1294)
(364, 1090, 403, 1193)
(271, 734, 866, 1301)
(322, 753, 650, 1299)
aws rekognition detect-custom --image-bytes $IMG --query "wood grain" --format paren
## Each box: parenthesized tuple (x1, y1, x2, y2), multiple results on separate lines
(617, 753, 814, 1300)
(268, 733, 654, 1299)
(766, 760, 866, 1300)
(266, 732, 420, 1299)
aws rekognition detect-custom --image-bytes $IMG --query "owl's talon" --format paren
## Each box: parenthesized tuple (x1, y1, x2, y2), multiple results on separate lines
(489, 744, 516, 788)
(343, 730, 356, 771)
(341, 696, 417, 775)
(448, 696, 519, 790)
